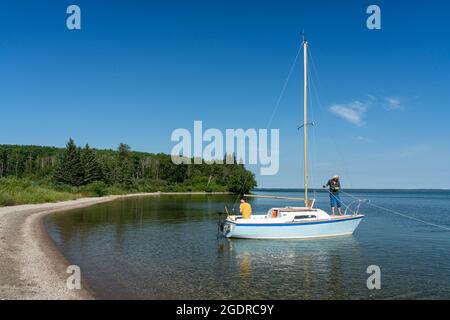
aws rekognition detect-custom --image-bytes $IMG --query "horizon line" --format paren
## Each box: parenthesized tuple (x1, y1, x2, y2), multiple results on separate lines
(254, 187, 450, 191)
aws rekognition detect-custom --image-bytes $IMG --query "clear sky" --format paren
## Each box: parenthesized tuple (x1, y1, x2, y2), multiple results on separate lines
(1, 1, 449, 189)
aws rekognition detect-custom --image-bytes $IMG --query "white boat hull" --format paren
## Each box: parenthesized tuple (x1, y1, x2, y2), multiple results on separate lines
(223, 215, 364, 239)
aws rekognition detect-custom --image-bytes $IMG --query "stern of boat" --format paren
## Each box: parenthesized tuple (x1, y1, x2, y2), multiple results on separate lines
(218, 216, 236, 238)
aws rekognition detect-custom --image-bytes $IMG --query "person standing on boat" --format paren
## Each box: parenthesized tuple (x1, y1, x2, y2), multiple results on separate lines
(323, 175, 342, 216)
(239, 198, 252, 219)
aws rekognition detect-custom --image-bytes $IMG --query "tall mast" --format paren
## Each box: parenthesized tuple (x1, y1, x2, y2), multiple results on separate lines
(303, 36, 309, 207)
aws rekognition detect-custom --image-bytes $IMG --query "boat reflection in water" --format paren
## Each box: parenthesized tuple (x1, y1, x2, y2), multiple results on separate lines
(218, 235, 364, 299)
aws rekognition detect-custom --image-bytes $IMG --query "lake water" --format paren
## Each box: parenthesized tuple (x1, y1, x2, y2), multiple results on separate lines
(44, 190, 450, 299)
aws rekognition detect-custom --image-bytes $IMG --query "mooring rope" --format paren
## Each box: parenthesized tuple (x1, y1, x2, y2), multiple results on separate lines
(338, 189, 450, 231)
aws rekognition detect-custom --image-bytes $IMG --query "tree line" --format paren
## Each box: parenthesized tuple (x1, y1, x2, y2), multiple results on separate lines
(0, 139, 257, 194)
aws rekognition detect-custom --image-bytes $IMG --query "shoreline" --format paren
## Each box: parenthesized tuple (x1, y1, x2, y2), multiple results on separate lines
(0, 191, 232, 300)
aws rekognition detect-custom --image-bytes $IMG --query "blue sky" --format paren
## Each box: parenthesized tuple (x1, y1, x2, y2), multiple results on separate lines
(1, 1, 449, 189)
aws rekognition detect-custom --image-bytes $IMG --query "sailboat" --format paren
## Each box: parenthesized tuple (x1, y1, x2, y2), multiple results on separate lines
(221, 37, 364, 239)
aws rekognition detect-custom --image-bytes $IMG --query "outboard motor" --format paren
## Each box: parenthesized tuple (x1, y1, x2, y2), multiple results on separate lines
(216, 211, 227, 238)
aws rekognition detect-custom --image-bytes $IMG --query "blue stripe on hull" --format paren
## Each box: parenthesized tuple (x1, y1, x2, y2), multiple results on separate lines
(225, 216, 363, 239)
(229, 215, 363, 227)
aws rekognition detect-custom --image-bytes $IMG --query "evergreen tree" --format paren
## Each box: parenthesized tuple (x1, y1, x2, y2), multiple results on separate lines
(116, 143, 132, 186)
(53, 138, 84, 186)
(81, 144, 103, 184)
(118, 143, 130, 161)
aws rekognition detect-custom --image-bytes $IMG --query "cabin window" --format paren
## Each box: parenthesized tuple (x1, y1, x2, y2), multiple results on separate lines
(294, 215, 316, 219)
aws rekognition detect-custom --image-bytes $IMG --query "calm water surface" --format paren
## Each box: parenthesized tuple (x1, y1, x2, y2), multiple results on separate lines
(44, 190, 450, 299)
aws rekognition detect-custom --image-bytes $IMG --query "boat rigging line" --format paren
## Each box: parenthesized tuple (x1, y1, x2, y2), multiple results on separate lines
(244, 194, 304, 201)
(229, 41, 305, 211)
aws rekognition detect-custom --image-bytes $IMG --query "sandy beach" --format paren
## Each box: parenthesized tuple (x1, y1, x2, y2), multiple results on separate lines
(0, 192, 230, 300)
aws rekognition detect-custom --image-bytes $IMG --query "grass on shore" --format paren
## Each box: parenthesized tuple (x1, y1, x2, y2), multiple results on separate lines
(0, 177, 82, 206)
(0, 177, 230, 207)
